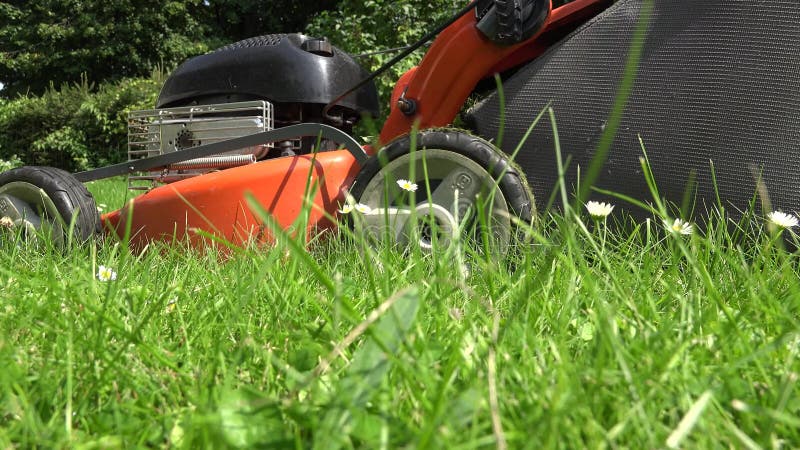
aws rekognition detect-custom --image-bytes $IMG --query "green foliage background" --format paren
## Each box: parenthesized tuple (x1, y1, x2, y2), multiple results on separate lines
(0, 0, 343, 98)
(0, 0, 460, 170)
(0, 75, 163, 171)
(0, 0, 572, 171)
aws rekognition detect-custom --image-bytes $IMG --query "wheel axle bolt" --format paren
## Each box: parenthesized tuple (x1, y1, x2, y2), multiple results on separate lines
(397, 97, 417, 116)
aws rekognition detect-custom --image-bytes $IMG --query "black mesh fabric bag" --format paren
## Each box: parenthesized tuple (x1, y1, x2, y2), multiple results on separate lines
(467, 0, 800, 219)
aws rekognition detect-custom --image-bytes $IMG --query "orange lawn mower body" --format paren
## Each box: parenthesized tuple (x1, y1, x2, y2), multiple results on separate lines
(93, 0, 609, 249)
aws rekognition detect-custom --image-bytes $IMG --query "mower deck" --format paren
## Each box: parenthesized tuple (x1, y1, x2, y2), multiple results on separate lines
(102, 150, 359, 248)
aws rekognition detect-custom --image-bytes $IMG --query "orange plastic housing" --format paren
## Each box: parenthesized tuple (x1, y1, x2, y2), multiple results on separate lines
(379, 0, 610, 145)
(102, 151, 359, 249)
(101, 0, 610, 247)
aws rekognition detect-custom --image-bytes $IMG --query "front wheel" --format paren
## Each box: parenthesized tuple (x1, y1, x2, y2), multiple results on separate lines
(347, 130, 533, 255)
(0, 166, 101, 245)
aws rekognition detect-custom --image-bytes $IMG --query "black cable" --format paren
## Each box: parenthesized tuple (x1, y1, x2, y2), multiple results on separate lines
(354, 42, 431, 58)
(322, 0, 480, 122)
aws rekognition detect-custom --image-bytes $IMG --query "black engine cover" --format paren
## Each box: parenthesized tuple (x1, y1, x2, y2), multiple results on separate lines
(467, 0, 800, 219)
(156, 33, 379, 117)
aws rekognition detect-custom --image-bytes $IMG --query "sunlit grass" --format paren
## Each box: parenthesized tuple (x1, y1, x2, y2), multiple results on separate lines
(1, 171, 798, 449)
(3, 0, 798, 446)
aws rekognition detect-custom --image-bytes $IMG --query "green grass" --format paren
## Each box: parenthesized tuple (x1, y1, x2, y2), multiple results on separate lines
(4, 0, 797, 447)
(1, 173, 798, 449)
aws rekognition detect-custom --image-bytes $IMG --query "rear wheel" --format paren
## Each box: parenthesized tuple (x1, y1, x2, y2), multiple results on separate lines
(348, 130, 533, 255)
(0, 166, 101, 244)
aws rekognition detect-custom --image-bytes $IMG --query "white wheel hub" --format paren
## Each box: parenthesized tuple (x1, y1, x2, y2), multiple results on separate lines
(355, 149, 512, 253)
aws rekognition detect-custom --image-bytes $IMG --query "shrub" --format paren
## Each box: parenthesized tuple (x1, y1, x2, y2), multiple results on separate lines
(0, 154, 22, 172)
(0, 73, 162, 171)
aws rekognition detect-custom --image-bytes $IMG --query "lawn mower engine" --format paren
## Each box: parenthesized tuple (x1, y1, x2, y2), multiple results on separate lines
(126, 33, 379, 189)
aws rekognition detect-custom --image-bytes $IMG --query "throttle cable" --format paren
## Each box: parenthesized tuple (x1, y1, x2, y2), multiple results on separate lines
(322, 0, 481, 123)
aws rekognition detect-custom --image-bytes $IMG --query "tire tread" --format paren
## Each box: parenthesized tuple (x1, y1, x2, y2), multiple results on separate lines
(352, 129, 534, 222)
(0, 166, 101, 242)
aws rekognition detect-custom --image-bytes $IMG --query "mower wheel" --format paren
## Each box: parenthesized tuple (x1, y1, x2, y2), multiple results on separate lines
(0, 166, 101, 244)
(348, 130, 533, 254)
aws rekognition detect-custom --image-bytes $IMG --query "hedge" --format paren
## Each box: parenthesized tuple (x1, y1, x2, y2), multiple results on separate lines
(0, 74, 162, 171)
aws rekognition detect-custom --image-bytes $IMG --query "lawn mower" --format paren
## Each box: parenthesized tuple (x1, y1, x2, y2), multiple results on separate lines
(1, 0, 799, 252)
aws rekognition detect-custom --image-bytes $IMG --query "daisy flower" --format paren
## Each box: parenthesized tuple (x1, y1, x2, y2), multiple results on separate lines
(767, 211, 798, 229)
(354, 203, 372, 214)
(663, 218, 693, 235)
(396, 179, 418, 192)
(585, 201, 614, 219)
(0, 216, 13, 228)
(96, 265, 117, 282)
(338, 203, 354, 214)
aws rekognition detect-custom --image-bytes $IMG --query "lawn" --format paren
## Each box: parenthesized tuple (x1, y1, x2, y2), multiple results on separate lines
(1, 174, 798, 449)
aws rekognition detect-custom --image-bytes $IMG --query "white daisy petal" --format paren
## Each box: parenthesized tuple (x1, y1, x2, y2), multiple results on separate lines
(663, 218, 693, 235)
(585, 201, 614, 218)
(97, 265, 118, 282)
(767, 211, 798, 229)
(354, 203, 372, 214)
(396, 179, 419, 192)
(338, 204, 354, 214)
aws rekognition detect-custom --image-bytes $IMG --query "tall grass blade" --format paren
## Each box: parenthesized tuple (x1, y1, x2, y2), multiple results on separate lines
(576, 0, 653, 208)
(314, 288, 420, 450)
(666, 391, 713, 449)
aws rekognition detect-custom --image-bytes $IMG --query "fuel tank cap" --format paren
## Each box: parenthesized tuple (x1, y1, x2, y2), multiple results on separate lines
(302, 38, 334, 57)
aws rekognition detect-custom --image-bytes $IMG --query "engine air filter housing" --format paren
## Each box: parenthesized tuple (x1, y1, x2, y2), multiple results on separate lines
(156, 33, 379, 118)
